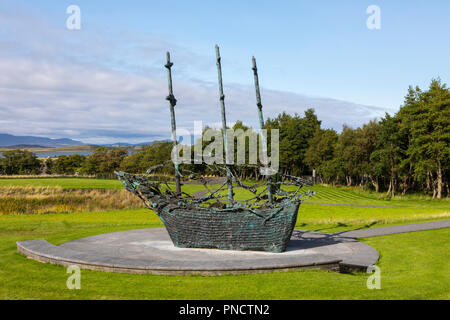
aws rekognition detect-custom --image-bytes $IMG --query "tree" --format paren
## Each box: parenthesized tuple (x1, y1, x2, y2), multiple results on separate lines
(81, 147, 128, 176)
(355, 120, 381, 190)
(52, 155, 86, 174)
(370, 114, 404, 196)
(120, 142, 173, 174)
(334, 126, 359, 186)
(398, 79, 450, 198)
(0, 150, 41, 175)
(304, 128, 338, 183)
(265, 109, 321, 175)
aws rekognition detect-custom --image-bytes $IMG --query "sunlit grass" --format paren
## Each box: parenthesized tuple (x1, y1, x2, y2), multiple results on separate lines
(0, 178, 123, 189)
(0, 178, 448, 299)
(0, 210, 448, 299)
(1, 178, 449, 229)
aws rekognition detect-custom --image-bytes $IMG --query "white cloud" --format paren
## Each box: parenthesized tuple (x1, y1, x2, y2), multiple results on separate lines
(0, 56, 389, 143)
(0, 3, 393, 144)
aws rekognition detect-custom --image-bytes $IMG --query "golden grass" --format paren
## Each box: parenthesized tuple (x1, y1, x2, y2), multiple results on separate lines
(0, 186, 143, 215)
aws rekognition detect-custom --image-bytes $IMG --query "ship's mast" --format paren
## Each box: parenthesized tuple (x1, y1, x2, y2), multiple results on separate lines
(165, 52, 182, 195)
(215, 45, 234, 206)
(252, 56, 273, 204)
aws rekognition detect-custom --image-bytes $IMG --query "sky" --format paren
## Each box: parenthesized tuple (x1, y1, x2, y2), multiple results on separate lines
(0, 0, 449, 144)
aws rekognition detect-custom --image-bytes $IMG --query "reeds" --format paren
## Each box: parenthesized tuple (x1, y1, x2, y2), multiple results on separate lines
(0, 186, 143, 215)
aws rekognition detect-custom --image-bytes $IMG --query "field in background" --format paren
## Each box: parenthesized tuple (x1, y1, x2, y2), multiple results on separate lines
(2, 177, 449, 202)
(0, 186, 143, 215)
(0, 210, 448, 299)
(0, 145, 98, 152)
(0, 177, 448, 299)
(0, 178, 123, 189)
(0, 178, 448, 228)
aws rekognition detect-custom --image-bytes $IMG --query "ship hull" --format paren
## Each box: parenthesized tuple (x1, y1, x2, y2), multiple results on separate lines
(157, 201, 300, 253)
(115, 171, 300, 253)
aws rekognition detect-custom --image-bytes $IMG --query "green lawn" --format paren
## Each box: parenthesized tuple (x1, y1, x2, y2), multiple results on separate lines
(210, 184, 450, 228)
(0, 178, 448, 299)
(1, 177, 448, 207)
(0, 210, 448, 299)
(1, 178, 448, 228)
(0, 178, 123, 189)
(235, 184, 450, 208)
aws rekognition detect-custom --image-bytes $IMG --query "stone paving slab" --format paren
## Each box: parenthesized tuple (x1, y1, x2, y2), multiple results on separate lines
(17, 228, 379, 275)
(335, 220, 450, 239)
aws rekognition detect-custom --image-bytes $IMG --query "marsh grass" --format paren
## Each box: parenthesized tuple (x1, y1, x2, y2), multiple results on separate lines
(0, 186, 143, 215)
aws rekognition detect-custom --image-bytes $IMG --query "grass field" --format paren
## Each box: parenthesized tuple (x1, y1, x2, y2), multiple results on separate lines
(1, 177, 448, 205)
(0, 186, 143, 215)
(0, 177, 448, 227)
(0, 145, 98, 153)
(0, 177, 448, 299)
(0, 210, 448, 299)
(0, 178, 123, 189)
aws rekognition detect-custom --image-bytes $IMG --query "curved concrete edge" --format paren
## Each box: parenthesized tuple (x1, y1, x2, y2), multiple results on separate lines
(330, 236, 380, 272)
(337, 245, 380, 274)
(17, 240, 343, 275)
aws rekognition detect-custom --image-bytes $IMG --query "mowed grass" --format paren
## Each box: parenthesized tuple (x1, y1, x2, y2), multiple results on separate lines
(0, 178, 210, 196)
(213, 184, 450, 228)
(0, 178, 123, 189)
(0, 210, 448, 299)
(1, 178, 449, 228)
(235, 184, 450, 208)
(2, 177, 448, 207)
(0, 178, 449, 299)
(305, 185, 449, 208)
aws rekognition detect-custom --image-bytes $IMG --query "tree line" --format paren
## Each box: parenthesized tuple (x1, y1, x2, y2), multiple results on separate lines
(0, 79, 448, 198)
(0, 145, 170, 179)
(302, 79, 449, 198)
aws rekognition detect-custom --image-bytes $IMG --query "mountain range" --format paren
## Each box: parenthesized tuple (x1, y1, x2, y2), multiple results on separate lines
(0, 133, 164, 148)
(101, 141, 158, 146)
(0, 133, 84, 148)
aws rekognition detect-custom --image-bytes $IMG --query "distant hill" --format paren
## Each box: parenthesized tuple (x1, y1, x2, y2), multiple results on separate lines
(3, 144, 50, 149)
(101, 140, 169, 147)
(0, 133, 84, 147)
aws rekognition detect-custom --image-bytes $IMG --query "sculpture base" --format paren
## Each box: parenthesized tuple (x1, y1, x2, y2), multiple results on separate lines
(17, 228, 379, 275)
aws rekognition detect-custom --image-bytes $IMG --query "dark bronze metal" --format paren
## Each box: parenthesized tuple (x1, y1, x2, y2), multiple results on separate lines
(215, 45, 234, 206)
(116, 166, 313, 252)
(116, 46, 316, 253)
(252, 56, 273, 204)
(164, 51, 181, 195)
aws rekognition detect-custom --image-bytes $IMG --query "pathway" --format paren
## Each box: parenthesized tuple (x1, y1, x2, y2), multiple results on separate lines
(335, 220, 450, 238)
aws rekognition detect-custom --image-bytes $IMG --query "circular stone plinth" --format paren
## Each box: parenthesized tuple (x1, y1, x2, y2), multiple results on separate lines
(17, 228, 378, 275)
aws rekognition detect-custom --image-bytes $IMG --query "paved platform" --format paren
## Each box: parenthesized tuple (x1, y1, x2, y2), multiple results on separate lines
(17, 228, 379, 275)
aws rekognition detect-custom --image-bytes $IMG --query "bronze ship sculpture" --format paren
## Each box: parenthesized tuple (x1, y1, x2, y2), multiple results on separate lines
(116, 45, 314, 253)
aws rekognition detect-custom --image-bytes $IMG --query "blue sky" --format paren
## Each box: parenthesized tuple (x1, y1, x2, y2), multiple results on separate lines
(0, 0, 449, 143)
